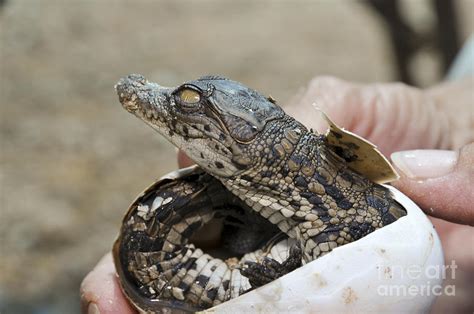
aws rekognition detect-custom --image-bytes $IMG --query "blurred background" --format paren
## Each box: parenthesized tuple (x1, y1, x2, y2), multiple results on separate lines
(1, 1, 473, 313)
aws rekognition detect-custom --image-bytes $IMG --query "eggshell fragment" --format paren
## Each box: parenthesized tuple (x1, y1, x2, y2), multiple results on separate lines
(203, 186, 444, 313)
(320, 110, 399, 184)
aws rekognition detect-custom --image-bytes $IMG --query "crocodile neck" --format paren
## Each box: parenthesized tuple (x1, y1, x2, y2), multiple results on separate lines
(222, 116, 403, 261)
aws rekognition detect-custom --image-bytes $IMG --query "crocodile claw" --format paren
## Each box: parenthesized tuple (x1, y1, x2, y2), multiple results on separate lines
(241, 244, 303, 289)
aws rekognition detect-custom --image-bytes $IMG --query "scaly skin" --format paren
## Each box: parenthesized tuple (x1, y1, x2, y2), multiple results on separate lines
(113, 74, 406, 312)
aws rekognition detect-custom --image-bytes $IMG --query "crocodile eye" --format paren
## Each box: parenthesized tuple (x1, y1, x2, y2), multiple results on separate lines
(179, 89, 200, 104)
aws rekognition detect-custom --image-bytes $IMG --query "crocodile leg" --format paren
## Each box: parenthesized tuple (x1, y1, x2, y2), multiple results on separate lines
(241, 244, 302, 289)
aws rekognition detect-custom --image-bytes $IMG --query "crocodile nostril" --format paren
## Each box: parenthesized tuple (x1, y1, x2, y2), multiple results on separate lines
(115, 74, 147, 112)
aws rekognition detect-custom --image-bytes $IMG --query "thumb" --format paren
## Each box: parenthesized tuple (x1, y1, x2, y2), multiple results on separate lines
(285, 76, 451, 156)
(391, 143, 474, 225)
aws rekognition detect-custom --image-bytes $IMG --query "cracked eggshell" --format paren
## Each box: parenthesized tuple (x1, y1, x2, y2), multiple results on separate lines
(203, 186, 444, 314)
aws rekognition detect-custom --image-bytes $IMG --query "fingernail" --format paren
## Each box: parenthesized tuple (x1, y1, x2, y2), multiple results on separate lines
(88, 303, 101, 314)
(391, 149, 457, 179)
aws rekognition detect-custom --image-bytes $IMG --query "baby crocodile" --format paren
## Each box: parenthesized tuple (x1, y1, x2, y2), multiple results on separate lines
(113, 74, 406, 312)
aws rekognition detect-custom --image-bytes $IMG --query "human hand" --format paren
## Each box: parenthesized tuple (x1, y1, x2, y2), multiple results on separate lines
(80, 151, 196, 314)
(285, 76, 474, 312)
(80, 253, 135, 314)
(284, 76, 473, 226)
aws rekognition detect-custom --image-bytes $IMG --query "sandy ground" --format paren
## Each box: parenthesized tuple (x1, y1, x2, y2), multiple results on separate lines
(1, 1, 473, 313)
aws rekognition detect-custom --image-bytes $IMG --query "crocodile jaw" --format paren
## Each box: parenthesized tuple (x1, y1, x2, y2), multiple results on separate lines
(115, 74, 242, 177)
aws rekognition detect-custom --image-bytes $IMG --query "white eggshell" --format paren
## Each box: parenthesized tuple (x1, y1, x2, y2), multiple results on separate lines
(203, 186, 444, 313)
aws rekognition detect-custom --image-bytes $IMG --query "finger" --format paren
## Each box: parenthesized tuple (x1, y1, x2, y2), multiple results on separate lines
(285, 76, 451, 156)
(391, 143, 474, 225)
(286, 76, 363, 133)
(80, 253, 135, 314)
(425, 77, 474, 149)
(177, 149, 195, 168)
(430, 217, 474, 270)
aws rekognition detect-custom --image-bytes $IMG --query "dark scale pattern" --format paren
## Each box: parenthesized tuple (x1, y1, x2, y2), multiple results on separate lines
(325, 185, 344, 200)
(314, 172, 328, 185)
(206, 288, 219, 300)
(308, 196, 323, 205)
(366, 194, 390, 213)
(195, 275, 210, 288)
(349, 221, 375, 240)
(294, 176, 308, 188)
(337, 198, 353, 210)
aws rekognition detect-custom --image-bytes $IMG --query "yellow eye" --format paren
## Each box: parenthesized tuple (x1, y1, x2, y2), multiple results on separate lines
(179, 89, 200, 104)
